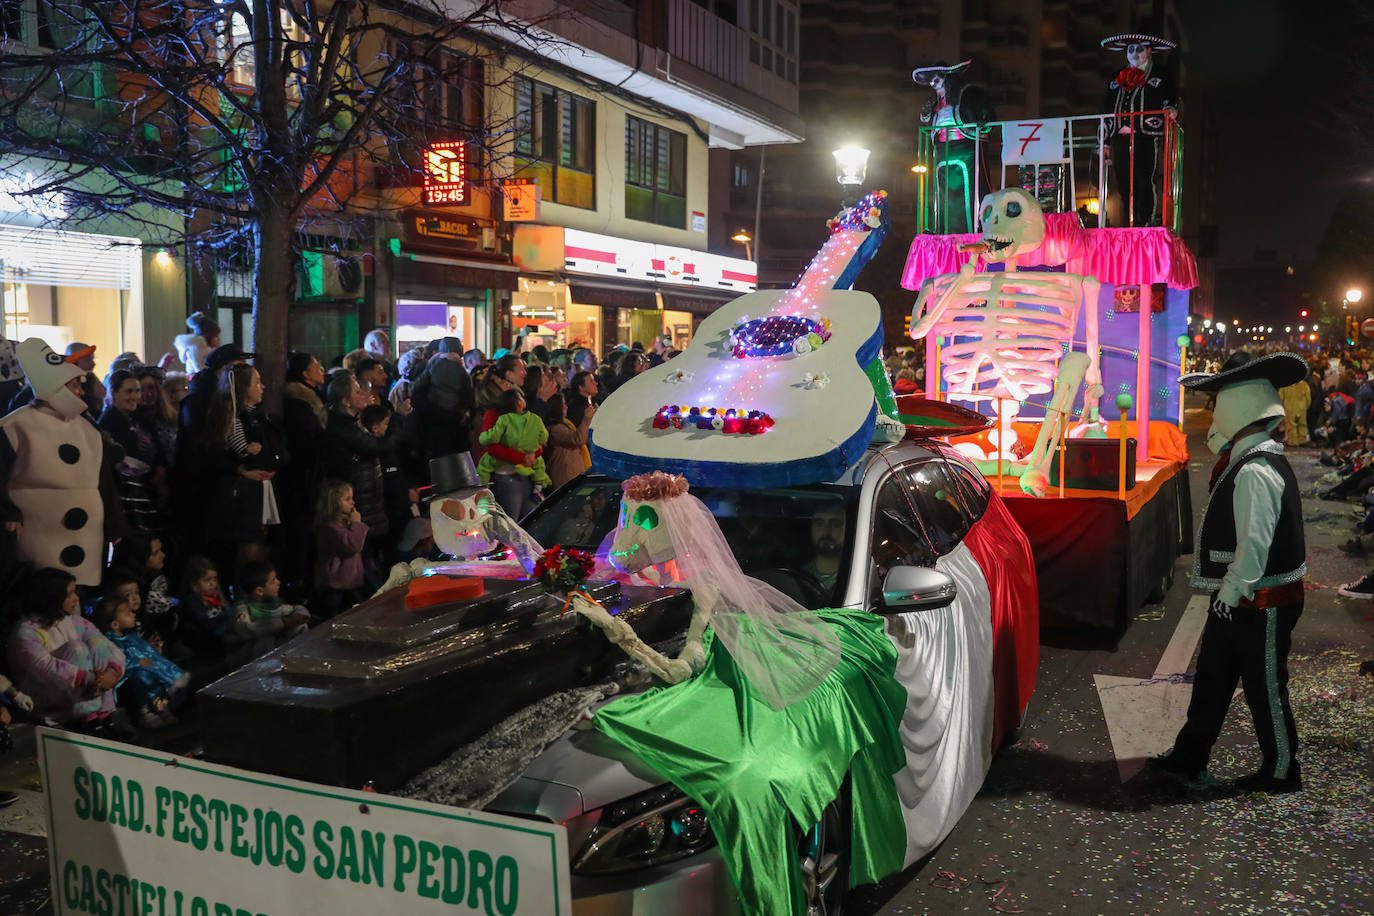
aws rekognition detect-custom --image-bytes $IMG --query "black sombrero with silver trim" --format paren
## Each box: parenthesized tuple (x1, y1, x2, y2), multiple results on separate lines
(1101, 32, 1176, 51)
(1179, 351, 1309, 393)
(911, 60, 971, 85)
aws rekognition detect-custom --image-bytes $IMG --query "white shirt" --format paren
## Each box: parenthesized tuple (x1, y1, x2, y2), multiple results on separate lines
(1217, 432, 1286, 606)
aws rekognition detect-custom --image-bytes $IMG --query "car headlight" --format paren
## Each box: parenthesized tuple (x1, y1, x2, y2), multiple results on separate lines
(572, 785, 716, 875)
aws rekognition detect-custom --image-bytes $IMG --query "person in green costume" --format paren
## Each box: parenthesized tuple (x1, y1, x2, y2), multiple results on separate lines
(567, 471, 909, 916)
(476, 388, 551, 488)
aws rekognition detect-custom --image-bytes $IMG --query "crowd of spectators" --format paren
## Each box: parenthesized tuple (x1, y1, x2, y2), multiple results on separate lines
(0, 312, 683, 774)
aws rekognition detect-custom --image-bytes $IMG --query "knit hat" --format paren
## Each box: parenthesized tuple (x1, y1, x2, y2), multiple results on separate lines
(17, 338, 86, 418)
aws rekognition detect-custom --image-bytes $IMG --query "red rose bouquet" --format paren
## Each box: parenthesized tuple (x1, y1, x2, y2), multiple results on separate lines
(1116, 67, 1147, 91)
(533, 545, 596, 593)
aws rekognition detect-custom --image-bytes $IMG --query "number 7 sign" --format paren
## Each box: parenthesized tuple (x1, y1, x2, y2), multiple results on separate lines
(1002, 119, 1067, 165)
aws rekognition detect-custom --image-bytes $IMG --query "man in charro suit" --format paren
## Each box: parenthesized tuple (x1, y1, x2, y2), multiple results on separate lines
(1101, 31, 1176, 226)
(914, 60, 995, 234)
(1149, 351, 1309, 795)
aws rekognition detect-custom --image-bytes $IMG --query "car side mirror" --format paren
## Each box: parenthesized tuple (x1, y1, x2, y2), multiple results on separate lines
(878, 566, 957, 613)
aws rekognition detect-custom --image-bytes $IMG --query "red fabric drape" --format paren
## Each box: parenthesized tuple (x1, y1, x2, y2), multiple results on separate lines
(961, 489, 1039, 749)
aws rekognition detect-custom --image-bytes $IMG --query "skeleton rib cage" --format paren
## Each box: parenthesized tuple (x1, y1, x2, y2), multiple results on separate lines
(920, 271, 1088, 403)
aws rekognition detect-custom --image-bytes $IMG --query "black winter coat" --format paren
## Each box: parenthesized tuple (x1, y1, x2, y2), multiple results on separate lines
(204, 408, 289, 544)
(323, 409, 392, 537)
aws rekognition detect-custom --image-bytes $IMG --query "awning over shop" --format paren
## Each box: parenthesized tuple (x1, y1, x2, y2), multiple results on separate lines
(567, 281, 656, 311)
(659, 289, 741, 315)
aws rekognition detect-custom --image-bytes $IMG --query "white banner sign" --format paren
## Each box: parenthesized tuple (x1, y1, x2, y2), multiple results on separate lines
(1001, 119, 1067, 166)
(563, 227, 756, 292)
(39, 728, 572, 916)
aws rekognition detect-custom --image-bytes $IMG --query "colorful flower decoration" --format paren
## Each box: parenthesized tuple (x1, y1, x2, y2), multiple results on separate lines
(651, 405, 776, 435)
(533, 545, 596, 593)
(1116, 67, 1147, 91)
(729, 314, 833, 359)
(828, 189, 889, 235)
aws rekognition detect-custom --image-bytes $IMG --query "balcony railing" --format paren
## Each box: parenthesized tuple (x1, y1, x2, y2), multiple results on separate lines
(914, 110, 1185, 235)
(666, 0, 746, 86)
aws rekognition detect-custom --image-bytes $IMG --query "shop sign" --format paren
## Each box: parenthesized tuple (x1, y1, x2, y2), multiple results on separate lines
(38, 728, 571, 915)
(421, 141, 468, 206)
(503, 178, 539, 222)
(0, 170, 68, 219)
(405, 210, 480, 248)
(564, 228, 755, 292)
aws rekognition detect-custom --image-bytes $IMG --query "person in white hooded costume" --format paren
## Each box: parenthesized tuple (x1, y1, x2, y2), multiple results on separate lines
(1149, 351, 1309, 795)
(0, 339, 110, 585)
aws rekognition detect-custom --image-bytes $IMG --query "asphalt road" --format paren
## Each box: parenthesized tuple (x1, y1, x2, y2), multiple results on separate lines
(3, 413, 1372, 915)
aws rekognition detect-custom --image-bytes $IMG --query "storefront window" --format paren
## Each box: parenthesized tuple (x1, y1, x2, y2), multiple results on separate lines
(661, 309, 693, 350)
(566, 301, 602, 353)
(395, 300, 477, 356)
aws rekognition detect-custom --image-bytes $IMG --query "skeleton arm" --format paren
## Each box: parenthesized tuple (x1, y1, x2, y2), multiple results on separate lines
(909, 252, 980, 341)
(567, 592, 707, 685)
(1020, 352, 1090, 497)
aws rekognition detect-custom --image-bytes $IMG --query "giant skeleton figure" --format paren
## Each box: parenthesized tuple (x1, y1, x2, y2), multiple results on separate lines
(908, 187, 1103, 496)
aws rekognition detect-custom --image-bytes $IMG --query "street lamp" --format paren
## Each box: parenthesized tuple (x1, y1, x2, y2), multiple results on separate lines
(833, 146, 870, 206)
(731, 231, 753, 261)
(1347, 288, 1363, 304)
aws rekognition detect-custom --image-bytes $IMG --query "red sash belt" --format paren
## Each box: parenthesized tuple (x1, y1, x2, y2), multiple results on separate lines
(1238, 581, 1304, 610)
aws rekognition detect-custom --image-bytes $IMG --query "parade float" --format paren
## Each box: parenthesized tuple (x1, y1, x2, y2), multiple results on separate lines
(906, 32, 1196, 630)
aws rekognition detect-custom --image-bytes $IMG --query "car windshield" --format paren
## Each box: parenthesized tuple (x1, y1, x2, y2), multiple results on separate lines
(522, 475, 858, 611)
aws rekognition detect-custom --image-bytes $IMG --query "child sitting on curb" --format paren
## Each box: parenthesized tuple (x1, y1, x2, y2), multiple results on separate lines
(231, 561, 310, 658)
(92, 595, 189, 729)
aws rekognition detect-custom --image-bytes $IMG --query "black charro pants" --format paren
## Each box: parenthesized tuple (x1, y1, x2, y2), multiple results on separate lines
(1110, 133, 1160, 226)
(1170, 600, 1301, 779)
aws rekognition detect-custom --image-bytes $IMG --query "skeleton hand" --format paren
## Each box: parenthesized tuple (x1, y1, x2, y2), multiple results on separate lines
(11, 691, 33, 713)
(569, 593, 694, 684)
(1209, 596, 1234, 621)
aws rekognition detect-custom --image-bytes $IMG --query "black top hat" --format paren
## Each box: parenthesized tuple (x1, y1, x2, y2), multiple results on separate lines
(429, 452, 483, 496)
(1179, 351, 1309, 393)
(911, 60, 971, 85)
(206, 343, 256, 371)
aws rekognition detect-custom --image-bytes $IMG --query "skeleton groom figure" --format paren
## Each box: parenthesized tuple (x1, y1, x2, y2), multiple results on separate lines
(908, 188, 1102, 496)
(1150, 351, 1307, 795)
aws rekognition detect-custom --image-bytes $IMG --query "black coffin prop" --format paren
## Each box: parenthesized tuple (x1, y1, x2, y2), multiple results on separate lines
(198, 578, 693, 791)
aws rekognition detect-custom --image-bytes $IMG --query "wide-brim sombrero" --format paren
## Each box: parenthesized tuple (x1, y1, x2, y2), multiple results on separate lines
(912, 60, 971, 85)
(1179, 351, 1308, 392)
(1101, 33, 1176, 51)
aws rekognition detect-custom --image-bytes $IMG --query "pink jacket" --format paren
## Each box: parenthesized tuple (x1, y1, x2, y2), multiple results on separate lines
(316, 520, 368, 590)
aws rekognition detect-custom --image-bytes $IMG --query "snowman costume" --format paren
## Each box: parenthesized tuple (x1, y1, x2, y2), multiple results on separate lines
(1157, 351, 1308, 792)
(0, 339, 107, 585)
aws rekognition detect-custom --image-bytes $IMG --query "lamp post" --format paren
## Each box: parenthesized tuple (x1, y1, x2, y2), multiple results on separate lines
(730, 231, 753, 262)
(833, 145, 871, 208)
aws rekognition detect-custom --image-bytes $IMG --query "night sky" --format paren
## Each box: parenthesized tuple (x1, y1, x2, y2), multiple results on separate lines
(1182, 0, 1367, 266)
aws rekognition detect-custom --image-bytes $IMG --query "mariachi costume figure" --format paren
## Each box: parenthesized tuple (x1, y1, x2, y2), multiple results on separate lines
(914, 60, 995, 234)
(1152, 352, 1308, 794)
(1101, 30, 1175, 226)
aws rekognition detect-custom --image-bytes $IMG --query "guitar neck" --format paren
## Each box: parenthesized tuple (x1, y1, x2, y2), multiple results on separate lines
(778, 191, 888, 314)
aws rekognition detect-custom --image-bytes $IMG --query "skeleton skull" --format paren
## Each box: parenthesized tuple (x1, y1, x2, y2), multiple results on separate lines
(608, 498, 676, 573)
(1206, 380, 1284, 456)
(430, 488, 503, 557)
(977, 188, 1045, 263)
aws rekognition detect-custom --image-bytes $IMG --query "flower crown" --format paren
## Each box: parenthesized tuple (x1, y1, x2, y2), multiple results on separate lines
(622, 471, 689, 501)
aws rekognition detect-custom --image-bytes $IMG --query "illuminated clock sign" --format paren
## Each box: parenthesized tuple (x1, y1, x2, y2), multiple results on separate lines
(422, 141, 467, 206)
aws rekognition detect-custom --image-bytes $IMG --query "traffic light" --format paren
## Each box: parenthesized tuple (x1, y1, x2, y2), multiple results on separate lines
(1300, 309, 1309, 319)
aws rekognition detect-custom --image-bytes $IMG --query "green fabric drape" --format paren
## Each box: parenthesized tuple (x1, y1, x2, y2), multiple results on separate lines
(594, 608, 908, 916)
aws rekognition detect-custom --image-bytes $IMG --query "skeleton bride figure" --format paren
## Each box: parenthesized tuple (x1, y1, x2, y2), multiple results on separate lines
(567, 471, 840, 708)
(908, 188, 1104, 496)
(573, 471, 909, 915)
